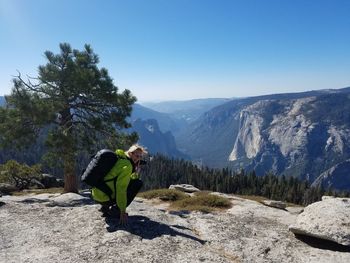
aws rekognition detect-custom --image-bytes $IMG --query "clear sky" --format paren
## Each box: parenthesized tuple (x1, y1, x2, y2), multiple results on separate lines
(1, 0, 350, 102)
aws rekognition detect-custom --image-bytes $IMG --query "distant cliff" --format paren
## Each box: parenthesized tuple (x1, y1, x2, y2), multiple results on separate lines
(131, 104, 186, 134)
(129, 118, 188, 159)
(142, 98, 230, 123)
(177, 88, 350, 190)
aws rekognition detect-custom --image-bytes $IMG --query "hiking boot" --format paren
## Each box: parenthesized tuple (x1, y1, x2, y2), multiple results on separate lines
(99, 205, 110, 217)
(109, 205, 121, 218)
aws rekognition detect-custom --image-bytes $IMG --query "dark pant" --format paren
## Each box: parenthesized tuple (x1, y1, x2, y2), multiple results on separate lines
(99, 179, 143, 208)
(126, 179, 143, 206)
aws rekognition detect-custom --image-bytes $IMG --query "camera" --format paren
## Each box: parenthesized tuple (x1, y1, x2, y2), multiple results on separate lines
(139, 159, 147, 165)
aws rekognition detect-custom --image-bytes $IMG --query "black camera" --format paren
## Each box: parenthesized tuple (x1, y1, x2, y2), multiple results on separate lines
(139, 160, 147, 165)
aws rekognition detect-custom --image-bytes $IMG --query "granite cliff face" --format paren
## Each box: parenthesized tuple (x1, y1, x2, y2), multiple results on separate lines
(131, 103, 185, 134)
(177, 88, 350, 189)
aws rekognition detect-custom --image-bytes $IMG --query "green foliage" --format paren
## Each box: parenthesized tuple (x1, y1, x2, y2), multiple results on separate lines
(0, 160, 42, 190)
(138, 189, 188, 201)
(0, 43, 138, 192)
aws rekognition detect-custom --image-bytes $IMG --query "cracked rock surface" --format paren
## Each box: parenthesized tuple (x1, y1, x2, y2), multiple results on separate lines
(1, 193, 349, 263)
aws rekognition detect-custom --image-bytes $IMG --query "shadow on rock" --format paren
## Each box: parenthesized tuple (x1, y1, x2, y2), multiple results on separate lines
(0, 201, 5, 207)
(45, 199, 95, 207)
(105, 215, 206, 245)
(20, 198, 52, 204)
(294, 234, 350, 252)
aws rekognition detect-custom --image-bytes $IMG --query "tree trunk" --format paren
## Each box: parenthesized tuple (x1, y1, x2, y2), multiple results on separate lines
(63, 142, 78, 193)
(64, 172, 78, 193)
(61, 108, 78, 193)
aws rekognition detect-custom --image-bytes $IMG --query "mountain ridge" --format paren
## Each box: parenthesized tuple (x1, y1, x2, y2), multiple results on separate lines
(176, 87, 350, 189)
(2, 87, 350, 189)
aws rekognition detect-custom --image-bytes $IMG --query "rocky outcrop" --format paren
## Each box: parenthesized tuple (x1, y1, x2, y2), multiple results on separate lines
(39, 174, 64, 188)
(0, 183, 18, 195)
(0, 174, 63, 195)
(262, 200, 287, 209)
(228, 97, 322, 177)
(229, 101, 265, 160)
(169, 184, 200, 193)
(1, 192, 349, 263)
(289, 196, 350, 246)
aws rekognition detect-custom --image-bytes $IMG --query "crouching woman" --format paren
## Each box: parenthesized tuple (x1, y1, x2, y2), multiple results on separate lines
(91, 144, 147, 226)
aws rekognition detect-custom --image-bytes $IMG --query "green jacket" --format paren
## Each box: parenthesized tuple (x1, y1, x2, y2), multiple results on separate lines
(91, 149, 138, 212)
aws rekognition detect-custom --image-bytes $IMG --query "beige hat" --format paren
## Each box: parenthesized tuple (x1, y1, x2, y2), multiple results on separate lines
(126, 144, 148, 155)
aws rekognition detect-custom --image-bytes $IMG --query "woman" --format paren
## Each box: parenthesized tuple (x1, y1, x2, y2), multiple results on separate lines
(91, 144, 147, 225)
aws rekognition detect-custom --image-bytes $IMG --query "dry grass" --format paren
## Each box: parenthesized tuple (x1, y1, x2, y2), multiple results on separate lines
(138, 189, 189, 201)
(171, 193, 232, 212)
(139, 189, 232, 213)
(193, 190, 213, 196)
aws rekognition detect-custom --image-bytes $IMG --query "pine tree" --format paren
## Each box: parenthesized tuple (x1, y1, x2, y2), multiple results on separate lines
(0, 43, 137, 192)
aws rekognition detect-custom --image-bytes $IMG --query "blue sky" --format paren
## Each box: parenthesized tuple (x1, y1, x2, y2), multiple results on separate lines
(1, 0, 350, 102)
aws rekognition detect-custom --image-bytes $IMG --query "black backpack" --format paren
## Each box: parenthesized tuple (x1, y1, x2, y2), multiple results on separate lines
(81, 149, 119, 198)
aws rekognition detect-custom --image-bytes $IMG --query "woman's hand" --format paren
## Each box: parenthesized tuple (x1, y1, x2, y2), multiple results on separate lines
(119, 212, 128, 226)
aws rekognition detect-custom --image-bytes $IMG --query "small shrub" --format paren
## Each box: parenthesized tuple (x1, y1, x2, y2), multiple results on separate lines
(171, 193, 232, 212)
(0, 170, 10, 183)
(139, 189, 232, 213)
(193, 190, 213, 196)
(0, 160, 42, 190)
(138, 189, 189, 201)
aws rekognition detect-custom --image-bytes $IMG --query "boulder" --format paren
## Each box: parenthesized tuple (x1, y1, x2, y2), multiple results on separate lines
(0, 183, 18, 195)
(40, 174, 64, 188)
(289, 196, 350, 246)
(29, 179, 45, 189)
(262, 200, 287, 209)
(169, 184, 200, 193)
(57, 178, 64, 186)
